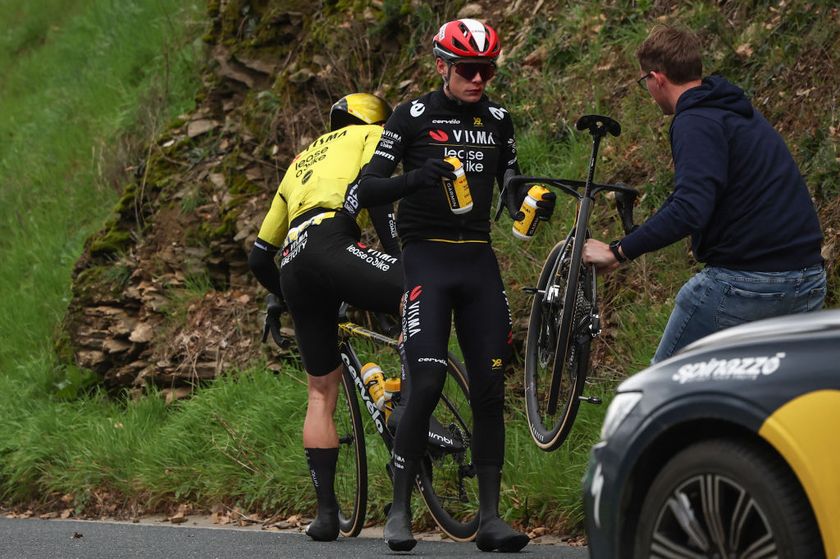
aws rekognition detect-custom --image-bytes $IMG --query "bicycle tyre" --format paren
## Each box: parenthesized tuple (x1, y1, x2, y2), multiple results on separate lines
(416, 353, 480, 541)
(524, 237, 593, 451)
(336, 368, 368, 537)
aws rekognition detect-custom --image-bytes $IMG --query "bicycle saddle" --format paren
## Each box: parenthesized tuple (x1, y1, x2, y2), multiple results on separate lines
(576, 114, 621, 138)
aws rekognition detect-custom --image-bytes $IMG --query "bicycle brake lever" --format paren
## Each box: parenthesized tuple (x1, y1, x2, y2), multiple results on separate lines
(614, 188, 638, 235)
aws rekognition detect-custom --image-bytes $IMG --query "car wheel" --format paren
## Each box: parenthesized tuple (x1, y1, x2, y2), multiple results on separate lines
(634, 438, 822, 558)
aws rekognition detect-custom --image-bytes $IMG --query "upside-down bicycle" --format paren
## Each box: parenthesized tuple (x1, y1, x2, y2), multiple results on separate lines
(508, 115, 639, 452)
(264, 302, 480, 540)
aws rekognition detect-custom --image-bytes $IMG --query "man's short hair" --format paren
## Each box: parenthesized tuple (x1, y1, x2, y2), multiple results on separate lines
(636, 24, 702, 84)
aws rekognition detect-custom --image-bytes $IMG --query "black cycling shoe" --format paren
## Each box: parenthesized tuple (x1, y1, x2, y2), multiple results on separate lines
(384, 510, 417, 551)
(384, 453, 418, 552)
(304, 447, 340, 542)
(305, 509, 339, 542)
(475, 517, 529, 552)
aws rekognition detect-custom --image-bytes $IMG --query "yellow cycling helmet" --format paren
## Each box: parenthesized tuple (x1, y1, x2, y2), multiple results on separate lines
(329, 93, 392, 131)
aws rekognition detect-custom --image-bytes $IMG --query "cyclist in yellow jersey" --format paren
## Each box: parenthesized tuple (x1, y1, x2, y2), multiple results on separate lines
(248, 93, 403, 542)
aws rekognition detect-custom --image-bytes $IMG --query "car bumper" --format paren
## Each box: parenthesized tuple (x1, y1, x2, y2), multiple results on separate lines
(582, 440, 625, 558)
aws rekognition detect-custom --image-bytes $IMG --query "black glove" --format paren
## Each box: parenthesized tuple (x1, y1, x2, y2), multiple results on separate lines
(262, 293, 290, 348)
(534, 190, 556, 221)
(503, 176, 525, 221)
(506, 184, 556, 222)
(405, 158, 456, 192)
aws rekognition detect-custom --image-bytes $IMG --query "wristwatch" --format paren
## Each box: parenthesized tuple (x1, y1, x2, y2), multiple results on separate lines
(609, 240, 628, 264)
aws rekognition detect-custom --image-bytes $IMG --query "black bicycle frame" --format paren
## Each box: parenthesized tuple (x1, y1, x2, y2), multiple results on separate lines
(510, 115, 623, 415)
(340, 339, 394, 444)
(337, 319, 466, 454)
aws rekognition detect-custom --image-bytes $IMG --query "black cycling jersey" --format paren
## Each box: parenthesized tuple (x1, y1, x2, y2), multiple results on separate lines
(360, 88, 520, 244)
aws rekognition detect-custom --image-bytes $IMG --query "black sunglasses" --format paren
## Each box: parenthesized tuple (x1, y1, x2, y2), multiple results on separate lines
(636, 71, 653, 89)
(451, 62, 497, 81)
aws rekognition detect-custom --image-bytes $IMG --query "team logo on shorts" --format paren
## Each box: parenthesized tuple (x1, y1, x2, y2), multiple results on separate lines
(404, 285, 423, 339)
(280, 230, 308, 267)
(346, 244, 396, 271)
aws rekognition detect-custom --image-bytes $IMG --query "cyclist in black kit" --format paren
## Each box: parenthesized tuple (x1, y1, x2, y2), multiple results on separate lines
(248, 93, 402, 542)
(358, 19, 555, 553)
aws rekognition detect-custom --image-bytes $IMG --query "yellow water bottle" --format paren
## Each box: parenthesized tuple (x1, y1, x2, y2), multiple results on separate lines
(361, 363, 386, 410)
(382, 377, 401, 420)
(441, 156, 473, 214)
(512, 185, 550, 240)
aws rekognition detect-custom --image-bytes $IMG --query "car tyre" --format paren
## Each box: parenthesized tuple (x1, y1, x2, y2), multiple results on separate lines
(634, 438, 822, 559)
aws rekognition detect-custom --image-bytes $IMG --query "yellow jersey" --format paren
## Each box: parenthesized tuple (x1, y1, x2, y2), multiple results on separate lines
(257, 124, 384, 247)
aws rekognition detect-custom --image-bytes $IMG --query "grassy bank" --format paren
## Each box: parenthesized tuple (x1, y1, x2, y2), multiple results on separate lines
(0, 0, 203, 507)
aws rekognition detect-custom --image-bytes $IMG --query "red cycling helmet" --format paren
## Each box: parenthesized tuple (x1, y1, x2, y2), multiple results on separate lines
(432, 19, 500, 62)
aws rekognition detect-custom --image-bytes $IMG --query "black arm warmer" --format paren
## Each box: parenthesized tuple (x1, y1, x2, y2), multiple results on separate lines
(502, 169, 529, 220)
(369, 204, 401, 257)
(358, 173, 415, 207)
(248, 239, 284, 299)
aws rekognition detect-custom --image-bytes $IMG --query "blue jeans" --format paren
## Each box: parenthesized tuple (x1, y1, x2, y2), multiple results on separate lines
(652, 264, 826, 363)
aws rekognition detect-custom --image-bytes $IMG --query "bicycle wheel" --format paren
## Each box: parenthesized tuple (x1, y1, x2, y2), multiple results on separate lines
(524, 236, 594, 451)
(416, 353, 480, 541)
(335, 368, 367, 537)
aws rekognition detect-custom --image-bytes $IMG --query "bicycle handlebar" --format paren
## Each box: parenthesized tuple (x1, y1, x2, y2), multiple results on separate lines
(262, 316, 293, 349)
(505, 175, 640, 235)
(506, 175, 637, 199)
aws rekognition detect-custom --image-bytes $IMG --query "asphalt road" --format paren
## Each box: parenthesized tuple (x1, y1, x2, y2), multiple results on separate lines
(0, 517, 589, 559)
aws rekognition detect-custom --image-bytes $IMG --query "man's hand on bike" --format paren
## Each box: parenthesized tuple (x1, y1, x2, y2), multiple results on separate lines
(262, 293, 291, 348)
(582, 239, 621, 275)
(406, 158, 455, 191)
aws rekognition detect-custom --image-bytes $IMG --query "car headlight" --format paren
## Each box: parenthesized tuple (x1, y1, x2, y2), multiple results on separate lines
(600, 391, 642, 441)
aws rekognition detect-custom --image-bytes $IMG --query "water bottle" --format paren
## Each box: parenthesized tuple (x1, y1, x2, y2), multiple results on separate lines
(512, 185, 550, 240)
(361, 363, 386, 410)
(382, 377, 401, 419)
(441, 156, 473, 214)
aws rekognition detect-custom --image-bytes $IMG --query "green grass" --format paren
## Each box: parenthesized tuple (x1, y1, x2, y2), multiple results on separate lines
(0, 0, 203, 504)
(0, 362, 317, 515)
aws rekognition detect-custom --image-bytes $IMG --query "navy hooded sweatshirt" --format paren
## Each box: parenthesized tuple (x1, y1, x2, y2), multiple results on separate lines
(620, 75, 823, 271)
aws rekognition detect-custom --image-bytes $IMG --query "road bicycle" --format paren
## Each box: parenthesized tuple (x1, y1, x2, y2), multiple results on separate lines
(264, 302, 479, 540)
(508, 115, 638, 452)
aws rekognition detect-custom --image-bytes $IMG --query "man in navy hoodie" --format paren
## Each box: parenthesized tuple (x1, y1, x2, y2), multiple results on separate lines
(583, 24, 825, 363)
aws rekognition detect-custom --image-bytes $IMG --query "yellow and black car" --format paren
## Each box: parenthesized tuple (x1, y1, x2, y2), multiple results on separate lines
(584, 310, 840, 558)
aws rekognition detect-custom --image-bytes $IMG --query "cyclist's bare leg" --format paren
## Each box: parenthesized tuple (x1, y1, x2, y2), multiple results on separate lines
(302, 365, 342, 541)
(303, 366, 341, 447)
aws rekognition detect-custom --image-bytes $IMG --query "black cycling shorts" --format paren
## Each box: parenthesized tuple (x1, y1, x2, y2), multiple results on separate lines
(279, 212, 403, 376)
